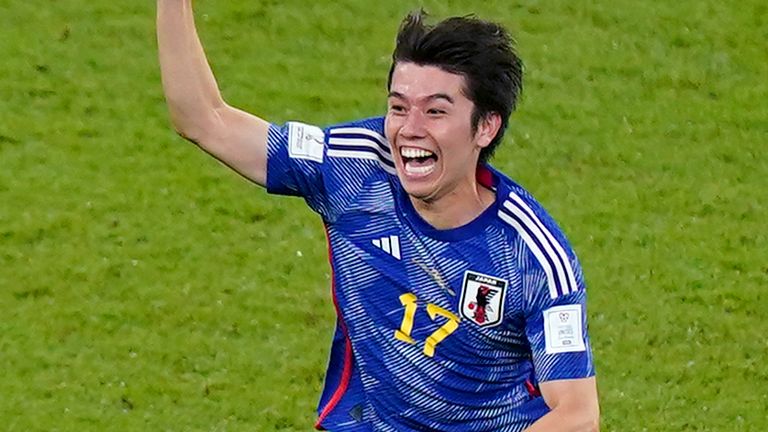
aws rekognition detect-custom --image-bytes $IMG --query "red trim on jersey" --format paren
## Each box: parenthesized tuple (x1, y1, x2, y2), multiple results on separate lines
(525, 379, 542, 397)
(476, 164, 494, 189)
(315, 227, 354, 430)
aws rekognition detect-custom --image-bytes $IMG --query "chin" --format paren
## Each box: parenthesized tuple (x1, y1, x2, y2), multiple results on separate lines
(395, 165, 442, 202)
(400, 182, 438, 202)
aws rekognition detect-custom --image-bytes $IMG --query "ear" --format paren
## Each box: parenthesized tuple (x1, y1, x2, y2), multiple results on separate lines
(475, 112, 502, 149)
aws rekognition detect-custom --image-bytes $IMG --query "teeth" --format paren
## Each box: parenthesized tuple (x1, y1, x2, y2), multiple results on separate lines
(405, 163, 435, 175)
(400, 147, 434, 158)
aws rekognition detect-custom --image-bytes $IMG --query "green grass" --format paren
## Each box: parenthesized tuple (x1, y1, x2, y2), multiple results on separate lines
(1, 0, 766, 430)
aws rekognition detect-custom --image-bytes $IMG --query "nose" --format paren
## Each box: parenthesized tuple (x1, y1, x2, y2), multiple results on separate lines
(400, 110, 426, 139)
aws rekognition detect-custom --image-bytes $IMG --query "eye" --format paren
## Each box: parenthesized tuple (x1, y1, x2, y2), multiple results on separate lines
(389, 104, 407, 114)
(427, 108, 447, 115)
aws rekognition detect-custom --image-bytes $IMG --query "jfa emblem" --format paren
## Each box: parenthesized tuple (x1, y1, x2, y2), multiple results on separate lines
(459, 271, 507, 328)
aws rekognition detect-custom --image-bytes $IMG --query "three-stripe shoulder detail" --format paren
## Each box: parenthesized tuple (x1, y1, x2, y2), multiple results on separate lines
(497, 191, 579, 299)
(327, 127, 395, 174)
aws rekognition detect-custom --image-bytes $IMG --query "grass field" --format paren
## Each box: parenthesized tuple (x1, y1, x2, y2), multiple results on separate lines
(1, 0, 766, 430)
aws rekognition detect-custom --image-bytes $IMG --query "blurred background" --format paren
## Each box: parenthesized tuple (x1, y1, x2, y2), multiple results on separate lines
(1, 1, 766, 430)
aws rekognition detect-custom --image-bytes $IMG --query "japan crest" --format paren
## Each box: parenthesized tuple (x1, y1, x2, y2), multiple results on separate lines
(459, 271, 507, 328)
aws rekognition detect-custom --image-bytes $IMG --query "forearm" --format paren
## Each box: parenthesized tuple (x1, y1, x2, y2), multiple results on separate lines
(523, 403, 599, 432)
(157, 0, 225, 142)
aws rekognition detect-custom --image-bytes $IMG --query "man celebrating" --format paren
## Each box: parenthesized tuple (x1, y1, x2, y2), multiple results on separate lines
(158, 2, 599, 430)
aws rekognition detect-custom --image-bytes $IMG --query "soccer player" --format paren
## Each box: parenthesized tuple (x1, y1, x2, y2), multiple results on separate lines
(157, 2, 600, 431)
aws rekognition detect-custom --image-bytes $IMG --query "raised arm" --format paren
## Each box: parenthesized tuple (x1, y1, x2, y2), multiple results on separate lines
(157, 0, 269, 186)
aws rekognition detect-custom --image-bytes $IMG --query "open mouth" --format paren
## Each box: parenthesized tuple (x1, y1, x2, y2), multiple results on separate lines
(400, 147, 438, 176)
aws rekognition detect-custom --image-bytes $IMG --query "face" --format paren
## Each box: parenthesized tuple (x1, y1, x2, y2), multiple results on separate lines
(385, 63, 499, 203)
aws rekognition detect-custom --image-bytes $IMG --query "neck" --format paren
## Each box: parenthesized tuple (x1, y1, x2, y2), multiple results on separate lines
(410, 179, 495, 230)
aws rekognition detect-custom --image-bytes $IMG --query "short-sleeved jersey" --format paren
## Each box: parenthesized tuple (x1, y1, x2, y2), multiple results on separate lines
(266, 117, 595, 432)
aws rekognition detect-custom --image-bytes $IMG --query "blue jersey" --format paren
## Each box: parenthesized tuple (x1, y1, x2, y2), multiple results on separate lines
(266, 117, 595, 431)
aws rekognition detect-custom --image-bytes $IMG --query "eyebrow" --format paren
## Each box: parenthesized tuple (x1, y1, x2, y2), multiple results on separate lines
(388, 91, 455, 104)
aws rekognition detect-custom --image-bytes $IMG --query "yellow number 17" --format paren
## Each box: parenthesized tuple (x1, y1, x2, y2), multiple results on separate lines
(394, 293, 460, 357)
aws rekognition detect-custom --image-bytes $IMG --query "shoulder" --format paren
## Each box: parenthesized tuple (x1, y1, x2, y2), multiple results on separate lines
(327, 116, 386, 135)
(268, 115, 393, 175)
(493, 167, 572, 249)
(320, 117, 398, 219)
(265, 116, 396, 221)
(324, 116, 395, 175)
(489, 166, 582, 299)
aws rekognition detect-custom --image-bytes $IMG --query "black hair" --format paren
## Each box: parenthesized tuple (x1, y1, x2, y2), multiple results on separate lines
(387, 10, 523, 163)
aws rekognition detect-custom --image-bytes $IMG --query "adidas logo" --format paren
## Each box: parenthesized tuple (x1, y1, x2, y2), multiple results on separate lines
(372, 235, 401, 260)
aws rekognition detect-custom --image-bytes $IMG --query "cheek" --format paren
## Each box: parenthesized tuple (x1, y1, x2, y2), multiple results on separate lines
(441, 116, 474, 140)
(384, 116, 398, 142)
(439, 125, 474, 153)
(439, 137, 477, 171)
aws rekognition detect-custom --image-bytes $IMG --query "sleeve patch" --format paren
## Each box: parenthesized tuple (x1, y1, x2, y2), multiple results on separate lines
(543, 305, 586, 354)
(288, 122, 325, 163)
